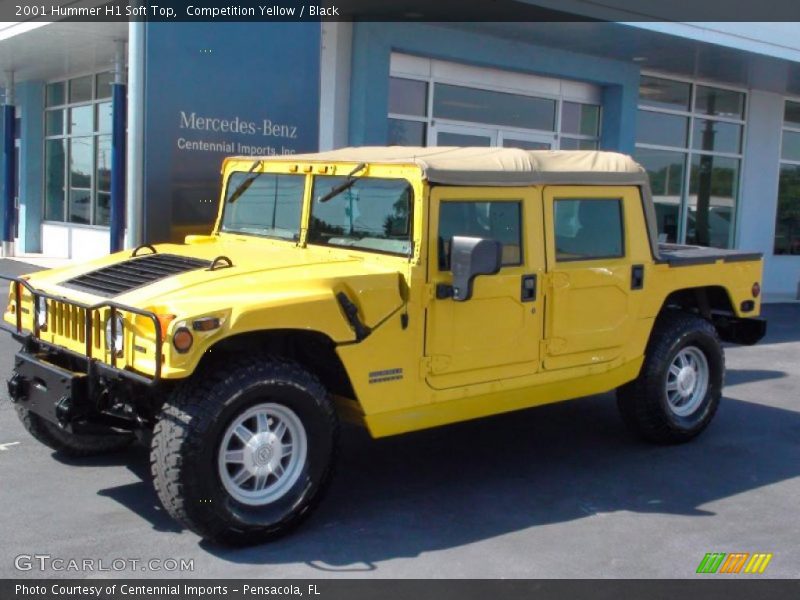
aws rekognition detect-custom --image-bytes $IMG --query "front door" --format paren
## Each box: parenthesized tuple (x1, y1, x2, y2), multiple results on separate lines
(542, 186, 642, 370)
(424, 186, 545, 390)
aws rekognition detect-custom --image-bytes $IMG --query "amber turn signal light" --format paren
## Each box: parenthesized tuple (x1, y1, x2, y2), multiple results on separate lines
(752, 282, 761, 298)
(173, 327, 194, 353)
(193, 316, 221, 332)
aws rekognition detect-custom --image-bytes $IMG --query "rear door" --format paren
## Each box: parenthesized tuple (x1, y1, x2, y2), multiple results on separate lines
(542, 186, 644, 370)
(424, 186, 545, 390)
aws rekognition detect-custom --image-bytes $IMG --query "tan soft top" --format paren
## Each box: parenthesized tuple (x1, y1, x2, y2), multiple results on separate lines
(233, 147, 649, 187)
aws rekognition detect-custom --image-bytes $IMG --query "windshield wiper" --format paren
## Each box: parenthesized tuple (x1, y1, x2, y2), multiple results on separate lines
(318, 163, 367, 203)
(227, 160, 263, 204)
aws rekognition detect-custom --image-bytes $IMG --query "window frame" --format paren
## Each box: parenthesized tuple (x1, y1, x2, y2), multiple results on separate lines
(773, 98, 800, 255)
(42, 70, 116, 228)
(635, 71, 748, 249)
(387, 62, 603, 151)
(552, 197, 626, 262)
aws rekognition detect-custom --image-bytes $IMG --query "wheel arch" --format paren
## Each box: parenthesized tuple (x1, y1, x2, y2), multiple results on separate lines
(657, 285, 736, 321)
(198, 329, 357, 402)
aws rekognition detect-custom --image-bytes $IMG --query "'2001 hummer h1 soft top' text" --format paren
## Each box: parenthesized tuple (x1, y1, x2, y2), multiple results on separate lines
(3, 147, 766, 544)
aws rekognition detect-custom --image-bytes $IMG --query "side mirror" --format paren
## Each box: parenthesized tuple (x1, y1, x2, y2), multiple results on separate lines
(450, 236, 503, 301)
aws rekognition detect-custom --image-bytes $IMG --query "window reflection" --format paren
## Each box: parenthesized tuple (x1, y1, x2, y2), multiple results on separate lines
(635, 149, 685, 243)
(687, 155, 739, 248)
(774, 165, 800, 255)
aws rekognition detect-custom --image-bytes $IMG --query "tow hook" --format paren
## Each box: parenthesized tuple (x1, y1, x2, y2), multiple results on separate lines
(6, 374, 27, 403)
(55, 396, 73, 426)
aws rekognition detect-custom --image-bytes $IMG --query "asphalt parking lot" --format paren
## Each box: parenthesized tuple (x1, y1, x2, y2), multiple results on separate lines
(0, 258, 798, 579)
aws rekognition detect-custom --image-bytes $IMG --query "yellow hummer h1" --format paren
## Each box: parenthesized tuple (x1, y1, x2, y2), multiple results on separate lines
(3, 147, 766, 545)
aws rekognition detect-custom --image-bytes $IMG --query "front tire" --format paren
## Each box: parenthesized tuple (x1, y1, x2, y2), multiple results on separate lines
(150, 356, 338, 545)
(617, 312, 724, 444)
(14, 405, 134, 457)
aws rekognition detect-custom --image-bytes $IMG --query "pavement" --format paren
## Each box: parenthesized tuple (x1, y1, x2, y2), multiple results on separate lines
(0, 258, 798, 579)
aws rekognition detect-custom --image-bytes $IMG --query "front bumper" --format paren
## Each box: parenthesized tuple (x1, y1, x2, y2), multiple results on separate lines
(8, 351, 86, 429)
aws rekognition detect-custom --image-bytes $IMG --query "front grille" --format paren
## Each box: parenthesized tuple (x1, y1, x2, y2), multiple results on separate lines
(43, 301, 104, 350)
(60, 254, 211, 297)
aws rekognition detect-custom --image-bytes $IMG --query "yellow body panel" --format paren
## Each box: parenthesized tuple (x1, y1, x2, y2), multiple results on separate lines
(4, 155, 764, 438)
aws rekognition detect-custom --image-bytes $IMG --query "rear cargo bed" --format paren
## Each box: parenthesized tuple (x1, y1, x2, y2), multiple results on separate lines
(657, 243, 762, 267)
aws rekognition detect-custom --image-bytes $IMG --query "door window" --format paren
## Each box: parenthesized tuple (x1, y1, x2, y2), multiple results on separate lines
(554, 198, 624, 261)
(438, 201, 522, 270)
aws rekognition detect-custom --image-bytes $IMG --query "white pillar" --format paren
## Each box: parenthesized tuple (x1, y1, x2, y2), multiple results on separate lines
(318, 22, 352, 151)
(125, 21, 145, 249)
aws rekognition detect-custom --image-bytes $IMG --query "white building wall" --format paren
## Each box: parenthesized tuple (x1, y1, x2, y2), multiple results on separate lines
(738, 90, 800, 300)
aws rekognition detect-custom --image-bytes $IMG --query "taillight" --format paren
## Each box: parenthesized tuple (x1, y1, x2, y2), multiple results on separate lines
(752, 282, 761, 298)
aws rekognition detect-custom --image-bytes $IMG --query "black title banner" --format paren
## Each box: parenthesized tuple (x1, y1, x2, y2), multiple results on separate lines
(4, 0, 800, 22)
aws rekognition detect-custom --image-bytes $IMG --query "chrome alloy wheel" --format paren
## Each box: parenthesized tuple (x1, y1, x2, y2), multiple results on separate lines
(217, 403, 308, 506)
(665, 346, 710, 417)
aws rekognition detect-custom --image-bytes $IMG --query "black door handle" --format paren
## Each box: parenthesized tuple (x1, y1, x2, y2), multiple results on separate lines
(521, 274, 537, 302)
(631, 264, 645, 290)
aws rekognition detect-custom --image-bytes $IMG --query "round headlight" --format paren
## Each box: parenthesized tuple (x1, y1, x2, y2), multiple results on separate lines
(105, 314, 125, 356)
(36, 297, 48, 330)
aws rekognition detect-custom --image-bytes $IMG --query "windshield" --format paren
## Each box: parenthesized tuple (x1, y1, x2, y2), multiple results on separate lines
(308, 176, 413, 256)
(220, 172, 304, 240)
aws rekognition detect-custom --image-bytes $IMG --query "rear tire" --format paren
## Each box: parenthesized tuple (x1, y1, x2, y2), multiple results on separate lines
(150, 356, 338, 546)
(14, 405, 134, 457)
(617, 311, 724, 444)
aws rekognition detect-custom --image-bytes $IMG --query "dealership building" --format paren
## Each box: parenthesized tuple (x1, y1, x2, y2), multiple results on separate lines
(1, 14, 799, 299)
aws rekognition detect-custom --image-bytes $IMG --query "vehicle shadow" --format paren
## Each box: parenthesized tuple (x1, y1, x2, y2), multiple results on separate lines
(47, 367, 795, 565)
(54, 446, 183, 534)
(192, 389, 800, 570)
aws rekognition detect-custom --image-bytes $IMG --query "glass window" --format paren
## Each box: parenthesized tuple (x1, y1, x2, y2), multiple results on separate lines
(503, 138, 551, 150)
(687, 155, 739, 249)
(68, 189, 91, 224)
(561, 102, 600, 137)
(96, 102, 113, 134)
(635, 149, 686, 244)
(309, 177, 412, 256)
(639, 75, 691, 112)
(692, 119, 742, 154)
(636, 110, 689, 148)
(69, 105, 93, 135)
(554, 199, 624, 261)
(437, 131, 492, 147)
(388, 118, 426, 146)
(46, 82, 66, 107)
(781, 130, 800, 163)
(45, 110, 64, 136)
(221, 173, 305, 240)
(44, 139, 66, 221)
(433, 83, 556, 131)
(96, 72, 114, 100)
(774, 164, 800, 255)
(438, 201, 522, 270)
(69, 75, 92, 103)
(389, 77, 428, 117)
(695, 85, 745, 120)
(70, 137, 93, 190)
(560, 138, 598, 150)
(95, 136, 112, 227)
(785, 101, 800, 128)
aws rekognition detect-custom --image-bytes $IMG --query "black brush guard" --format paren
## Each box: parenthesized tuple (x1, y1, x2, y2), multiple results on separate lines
(0, 274, 163, 386)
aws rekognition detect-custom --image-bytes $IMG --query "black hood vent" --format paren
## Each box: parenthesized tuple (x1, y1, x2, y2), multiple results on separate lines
(61, 254, 212, 297)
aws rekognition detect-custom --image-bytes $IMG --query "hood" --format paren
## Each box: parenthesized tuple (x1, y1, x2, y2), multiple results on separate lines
(22, 236, 407, 328)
